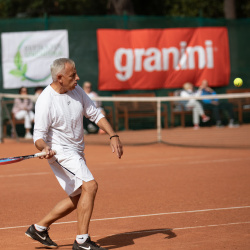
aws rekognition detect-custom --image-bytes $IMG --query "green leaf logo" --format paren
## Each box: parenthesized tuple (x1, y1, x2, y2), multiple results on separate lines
(9, 69, 23, 77)
(10, 51, 27, 81)
(10, 37, 50, 83)
(14, 51, 22, 70)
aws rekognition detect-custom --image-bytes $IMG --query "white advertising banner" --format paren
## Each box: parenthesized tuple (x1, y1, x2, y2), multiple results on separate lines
(1, 30, 69, 89)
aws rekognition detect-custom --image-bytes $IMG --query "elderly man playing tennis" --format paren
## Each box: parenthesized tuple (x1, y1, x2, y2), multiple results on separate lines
(25, 58, 123, 250)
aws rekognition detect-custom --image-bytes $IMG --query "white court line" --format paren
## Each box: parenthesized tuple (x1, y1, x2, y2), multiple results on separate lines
(95, 157, 250, 170)
(109, 157, 250, 169)
(174, 221, 250, 231)
(1, 156, 248, 177)
(101, 156, 250, 166)
(101, 221, 250, 235)
(100, 156, 199, 165)
(1, 205, 250, 230)
(187, 157, 250, 165)
(0, 172, 50, 178)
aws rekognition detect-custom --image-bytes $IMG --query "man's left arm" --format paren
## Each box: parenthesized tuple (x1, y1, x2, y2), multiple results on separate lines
(97, 117, 123, 159)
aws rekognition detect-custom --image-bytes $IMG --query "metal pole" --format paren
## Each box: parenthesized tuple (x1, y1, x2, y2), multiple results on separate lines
(0, 97, 3, 143)
(157, 100, 162, 143)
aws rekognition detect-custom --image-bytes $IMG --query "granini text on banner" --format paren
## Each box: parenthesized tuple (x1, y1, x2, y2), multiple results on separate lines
(97, 27, 230, 90)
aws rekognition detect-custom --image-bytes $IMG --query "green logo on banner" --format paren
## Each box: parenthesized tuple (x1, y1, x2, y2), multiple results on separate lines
(9, 37, 50, 82)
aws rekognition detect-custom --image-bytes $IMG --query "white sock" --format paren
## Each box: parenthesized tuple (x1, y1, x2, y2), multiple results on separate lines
(34, 224, 47, 232)
(76, 234, 89, 244)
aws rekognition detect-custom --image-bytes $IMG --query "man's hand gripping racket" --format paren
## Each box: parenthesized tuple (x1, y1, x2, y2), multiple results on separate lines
(0, 150, 57, 165)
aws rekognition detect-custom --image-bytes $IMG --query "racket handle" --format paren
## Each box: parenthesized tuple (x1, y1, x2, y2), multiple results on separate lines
(35, 150, 57, 157)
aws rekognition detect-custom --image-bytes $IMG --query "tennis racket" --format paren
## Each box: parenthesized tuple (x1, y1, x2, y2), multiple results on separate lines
(0, 152, 54, 166)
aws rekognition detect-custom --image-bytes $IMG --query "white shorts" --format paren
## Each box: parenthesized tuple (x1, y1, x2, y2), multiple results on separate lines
(48, 151, 94, 197)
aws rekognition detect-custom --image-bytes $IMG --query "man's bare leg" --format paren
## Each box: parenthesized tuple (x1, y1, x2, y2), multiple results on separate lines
(25, 194, 81, 248)
(37, 194, 81, 227)
(77, 180, 98, 234)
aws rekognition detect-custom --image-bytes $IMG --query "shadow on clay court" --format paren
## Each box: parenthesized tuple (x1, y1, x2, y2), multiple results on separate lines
(35, 228, 176, 249)
(96, 228, 177, 249)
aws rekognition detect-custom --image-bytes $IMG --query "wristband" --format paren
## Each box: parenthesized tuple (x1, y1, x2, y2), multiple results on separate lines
(110, 135, 119, 140)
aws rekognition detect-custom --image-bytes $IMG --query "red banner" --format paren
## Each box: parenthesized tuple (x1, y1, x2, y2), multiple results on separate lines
(97, 27, 230, 90)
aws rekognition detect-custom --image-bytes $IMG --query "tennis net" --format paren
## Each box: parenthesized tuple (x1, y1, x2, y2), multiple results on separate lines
(1, 92, 250, 148)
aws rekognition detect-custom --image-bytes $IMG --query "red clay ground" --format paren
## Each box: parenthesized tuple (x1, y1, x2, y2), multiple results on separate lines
(0, 135, 250, 250)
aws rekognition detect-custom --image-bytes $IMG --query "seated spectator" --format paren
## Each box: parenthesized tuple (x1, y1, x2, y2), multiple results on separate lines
(82, 81, 106, 134)
(33, 87, 44, 110)
(34, 86, 44, 100)
(12, 87, 34, 139)
(199, 79, 238, 128)
(180, 82, 210, 130)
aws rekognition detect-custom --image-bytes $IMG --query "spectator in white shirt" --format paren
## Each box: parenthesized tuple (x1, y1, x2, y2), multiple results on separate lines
(83, 81, 106, 134)
(12, 87, 34, 139)
(180, 82, 210, 129)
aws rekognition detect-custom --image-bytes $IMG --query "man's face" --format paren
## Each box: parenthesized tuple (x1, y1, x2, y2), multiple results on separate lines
(59, 63, 80, 92)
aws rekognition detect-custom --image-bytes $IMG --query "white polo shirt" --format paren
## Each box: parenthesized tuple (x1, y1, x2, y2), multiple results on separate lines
(33, 84, 104, 153)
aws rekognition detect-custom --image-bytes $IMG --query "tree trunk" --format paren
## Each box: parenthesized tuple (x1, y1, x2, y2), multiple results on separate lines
(224, 0, 236, 19)
(107, 0, 135, 15)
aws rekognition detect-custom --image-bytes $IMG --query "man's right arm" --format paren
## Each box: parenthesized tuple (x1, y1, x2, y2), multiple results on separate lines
(35, 138, 56, 159)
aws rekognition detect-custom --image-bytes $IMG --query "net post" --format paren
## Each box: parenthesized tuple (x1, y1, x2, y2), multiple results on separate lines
(157, 99, 162, 143)
(0, 95, 3, 143)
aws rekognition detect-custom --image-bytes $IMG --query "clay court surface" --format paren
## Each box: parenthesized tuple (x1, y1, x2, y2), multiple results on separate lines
(0, 127, 250, 250)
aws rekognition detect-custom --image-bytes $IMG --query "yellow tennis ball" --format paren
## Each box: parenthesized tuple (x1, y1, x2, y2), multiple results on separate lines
(234, 78, 243, 87)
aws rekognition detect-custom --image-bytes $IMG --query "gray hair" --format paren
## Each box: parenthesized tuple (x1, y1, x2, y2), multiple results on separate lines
(50, 58, 75, 81)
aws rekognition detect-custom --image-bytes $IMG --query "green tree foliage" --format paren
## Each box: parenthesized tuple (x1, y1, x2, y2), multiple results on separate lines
(0, 0, 108, 18)
(236, 0, 250, 18)
(0, 0, 249, 18)
(133, 0, 224, 17)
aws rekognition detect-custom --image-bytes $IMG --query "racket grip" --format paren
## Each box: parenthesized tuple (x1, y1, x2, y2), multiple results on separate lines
(35, 152, 46, 157)
(35, 150, 57, 157)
